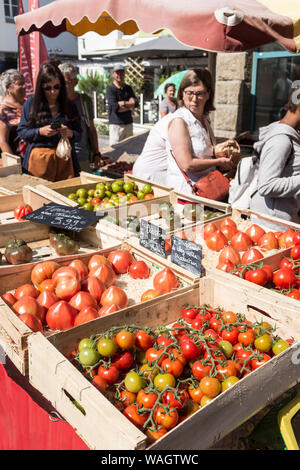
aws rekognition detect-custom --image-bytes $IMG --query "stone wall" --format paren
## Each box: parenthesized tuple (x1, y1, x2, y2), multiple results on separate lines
(213, 52, 253, 139)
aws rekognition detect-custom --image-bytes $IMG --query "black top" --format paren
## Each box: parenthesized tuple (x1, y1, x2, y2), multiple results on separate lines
(106, 83, 138, 125)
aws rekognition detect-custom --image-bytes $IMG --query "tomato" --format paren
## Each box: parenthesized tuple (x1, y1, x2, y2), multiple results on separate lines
(46, 300, 78, 331)
(112, 351, 134, 371)
(92, 375, 108, 393)
(203, 222, 217, 241)
(80, 277, 104, 304)
(98, 303, 119, 317)
(205, 230, 228, 251)
(221, 326, 239, 345)
(115, 329, 135, 350)
(272, 339, 290, 355)
(219, 218, 237, 231)
(97, 337, 118, 357)
(55, 277, 81, 302)
(107, 249, 134, 274)
(218, 340, 233, 358)
(238, 328, 255, 347)
(219, 224, 238, 241)
(221, 376, 239, 392)
(241, 248, 264, 265)
(78, 347, 100, 366)
(273, 269, 296, 289)
(36, 290, 59, 310)
(19, 313, 43, 332)
(162, 389, 188, 410)
(222, 310, 238, 324)
(146, 427, 168, 443)
(78, 338, 94, 351)
(1, 292, 17, 307)
(153, 268, 178, 294)
(154, 406, 178, 430)
(145, 346, 168, 366)
(100, 286, 128, 309)
(69, 291, 98, 311)
(227, 359, 242, 376)
(139, 363, 158, 381)
(74, 307, 99, 326)
(244, 268, 268, 286)
(261, 264, 274, 283)
(14, 284, 39, 299)
(199, 377, 221, 398)
(68, 259, 89, 282)
(280, 257, 297, 270)
(218, 246, 240, 266)
(192, 360, 212, 380)
(230, 231, 253, 252)
(180, 337, 202, 360)
(88, 254, 111, 271)
(290, 245, 300, 261)
(153, 373, 176, 391)
(203, 346, 226, 364)
(13, 296, 44, 322)
(137, 388, 158, 409)
(216, 260, 235, 272)
(52, 266, 79, 283)
(161, 357, 184, 377)
(235, 348, 253, 366)
(181, 307, 199, 323)
(278, 229, 295, 249)
(89, 264, 116, 288)
(118, 390, 136, 408)
(285, 289, 300, 300)
(98, 365, 119, 385)
(251, 353, 271, 370)
(254, 334, 272, 352)
(215, 362, 237, 380)
(293, 232, 300, 245)
(13, 204, 33, 221)
(135, 330, 154, 350)
(156, 335, 173, 349)
(245, 224, 266, 244)
(188, 384, 204, 403)
(257, 232, 278, 252)
(129, 260, 150, 279)
(140, 289, 160, 302)
(123, 404, 148, 429)
(209, 316, 222, 332)
(31, 261, 60, 287)
(38, 279, 56, 293)
(124, 371, 145, 393)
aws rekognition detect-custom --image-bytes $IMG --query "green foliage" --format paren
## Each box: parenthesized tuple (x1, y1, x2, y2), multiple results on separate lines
(76, 70, 110, 97)
(94, 121, 109, 136)
(159, 70, 179, 85)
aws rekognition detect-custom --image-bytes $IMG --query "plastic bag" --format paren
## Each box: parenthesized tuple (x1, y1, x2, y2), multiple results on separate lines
(56, 137, 71, 161)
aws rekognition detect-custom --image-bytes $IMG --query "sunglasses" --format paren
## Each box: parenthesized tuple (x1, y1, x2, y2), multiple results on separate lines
(43, 84, 61, 91)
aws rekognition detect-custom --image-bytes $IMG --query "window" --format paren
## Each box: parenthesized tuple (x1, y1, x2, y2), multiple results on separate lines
(4, 0, 19, 23)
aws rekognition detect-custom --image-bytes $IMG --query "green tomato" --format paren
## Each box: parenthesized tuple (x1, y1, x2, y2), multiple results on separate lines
(218, 340, 233, 358)
(272, 339, 290, 356)
(96, 182, 106, 191)
(76, 188, 88, 199)
(254, 334, 272, 353)
(123, 182, 135, 194)
(221, 376, 239, 392)
(78, 338, 94, 351)
(77, 197, 86, 206)
(97, 338, 118, 357)
(153, 373, 176, 392)
(83, 202, 94, 211)
(68, 193, 77, 201)
(142, 183, 153, 195)
(136, 190, 145, 200)
(88, 189, 95, 197)
(105, 190, 112, 198)
(124, 371, 146, 393)
(94, 188, 106, 198)
(105, 182, 112, 191)
(78, 348, 100, 366)
(111, 181, 124, 193)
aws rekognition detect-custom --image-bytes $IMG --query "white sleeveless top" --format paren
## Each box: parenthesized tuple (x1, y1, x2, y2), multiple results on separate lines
(165, 107, 216, 194)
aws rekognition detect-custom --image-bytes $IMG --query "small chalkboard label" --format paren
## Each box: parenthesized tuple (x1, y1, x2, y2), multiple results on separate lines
(22, 202, 104, 232)
(139, 219, 166, 258)
(171, 236, 202, 276)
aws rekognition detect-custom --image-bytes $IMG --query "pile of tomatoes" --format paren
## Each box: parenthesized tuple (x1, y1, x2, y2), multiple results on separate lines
(71, 304, 292, 444)
(204, 217, 297, 273)
(1, 249, 179, 333)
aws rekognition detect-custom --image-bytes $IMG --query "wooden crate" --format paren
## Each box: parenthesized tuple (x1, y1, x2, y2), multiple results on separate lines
(0, 152, 22, 177)
(0, 241, 197, 376)
(0, 187, 16, 197)
(27, 276, 300, 450)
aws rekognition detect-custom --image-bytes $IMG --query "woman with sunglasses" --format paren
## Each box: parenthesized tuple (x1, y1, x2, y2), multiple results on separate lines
(165, 69, 237, 195)
(17, 62, 81, 181)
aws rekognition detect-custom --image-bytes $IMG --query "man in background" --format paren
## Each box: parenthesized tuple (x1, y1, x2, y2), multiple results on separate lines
(106, 64, 138, 146)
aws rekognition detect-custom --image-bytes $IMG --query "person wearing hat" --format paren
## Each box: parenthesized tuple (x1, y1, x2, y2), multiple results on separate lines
(105, 64, 138, 146)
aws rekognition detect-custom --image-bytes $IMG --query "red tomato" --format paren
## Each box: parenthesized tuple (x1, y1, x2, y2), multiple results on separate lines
(241, 248, 264, 265)
(91, 198, 101, 205)
(245, 268, 268, 286)
(140, 289, 160, 302)
(31, 260, 60, 287)
(128, 260, 150, 279)
(219, 224, 238, 241)
(280, 257, 296, 270)
(180, 337, 201, 360)
(181, 307, 199, 323)
(115, 329, 135, 350)
(92, 375, 108, 393)
(257, 232, 279, 252)
(238, 328, 255, 347)
(100, 286, 128, 309)
(89, 263, 116, 288)
(135, 330, 154, 350)
(46, 300, 77, 330)
(19, 313, 43, 332)
(216, 260, 235, 272)
(81, 277, 105, 304)
(245, 224, 266, 244)
(74, 306, 99, 326)
(221, 326, 239, 344)
(1, 292, 16, 307)
(112, 351, 134, 371)
(68, 259, 89, 282)
(218, 218, 237, 231)
(145, 347, 167, 366)
(88, 254, 111, 271)
(285, 289, 300, 300)
(13, 296, 44, 322)
(199, 377, 221, 398)
(36, 290, 59, 310)
(230, 231, 253, 252)
(215, 362, 237, 380)
(14, 283, 39, 299)
(162, 389, 188, 410)
(273, 269, 297, 289)
(97, 303, 119, 317)
(153, 268, 178, 294)
(218, 246, 240, 266)
(136, 388, 158, 409)
(261, 264, 274, 283)
(203, 222, 217, 241)
(38, 279, 56, 293)
(70, 291, 98, 311)
(236, 348, 253, 366)
(290, 245, 300, 261)
(52, 266, 79, 283)
(107, 249, 134, 274)
(13, 204, 33, 221)
(293, 232, 300, 245)
(156, 335, 174, 349)
(55, 277, 81, 302)
(123, 404, 148, 429)
(278, 229, 295, 249)
(192, 360, 212, 380)
(98, 365, 119, 385)
(205, 230, 228, 251)
(161, 357, 184, 377)
(188, 385, 204, 403)
(251, 353, 271, 370)
(154, 406, 178, 430)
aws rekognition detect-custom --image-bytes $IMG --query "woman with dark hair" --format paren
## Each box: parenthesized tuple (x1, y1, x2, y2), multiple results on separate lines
(165, 68, 235, 194)
(17, 62, 81, 181)
(249, 85, 300, 229)
(159, 83, 177, 118)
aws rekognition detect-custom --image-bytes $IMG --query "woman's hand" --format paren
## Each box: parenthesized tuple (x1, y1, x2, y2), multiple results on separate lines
(39, 125, 59, 137)
(59, 125, 73, 139)
(216, 156, 235, 171)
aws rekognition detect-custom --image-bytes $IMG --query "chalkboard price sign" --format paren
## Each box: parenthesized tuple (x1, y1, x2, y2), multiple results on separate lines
(22, 202, 104, 232)
(139, 219, 166, 258)
(171, 236, 202, 276)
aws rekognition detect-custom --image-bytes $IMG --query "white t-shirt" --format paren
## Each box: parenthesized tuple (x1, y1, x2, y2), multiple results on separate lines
(165, 107, 216, 194)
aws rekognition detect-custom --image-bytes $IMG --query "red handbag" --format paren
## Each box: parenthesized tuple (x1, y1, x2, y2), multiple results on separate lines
(192, 169, 229, 201)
